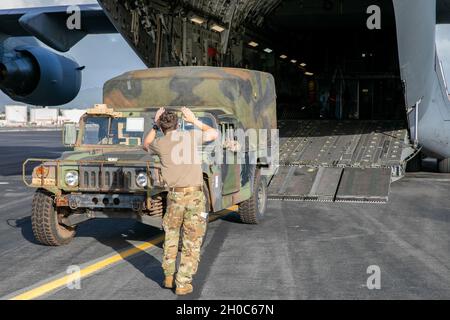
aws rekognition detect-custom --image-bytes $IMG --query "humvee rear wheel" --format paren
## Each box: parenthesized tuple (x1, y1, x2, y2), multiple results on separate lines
(238, 168, 267, 224)
(31, 189, 76, 246)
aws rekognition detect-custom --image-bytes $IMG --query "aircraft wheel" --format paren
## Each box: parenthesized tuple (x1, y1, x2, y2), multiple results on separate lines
(438, 158, 450, 173)
(406, 152, 422, 172)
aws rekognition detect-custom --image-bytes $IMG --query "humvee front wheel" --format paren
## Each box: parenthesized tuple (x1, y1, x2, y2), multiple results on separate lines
(31, 189, 76, 246)
(238, 169, 267, 224)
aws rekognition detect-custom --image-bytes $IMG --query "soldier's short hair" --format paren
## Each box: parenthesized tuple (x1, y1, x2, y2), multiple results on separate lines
(159, 110, 178, 133)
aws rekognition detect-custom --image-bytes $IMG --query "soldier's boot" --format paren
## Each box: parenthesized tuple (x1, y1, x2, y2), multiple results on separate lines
(163, 275, 175, 289)
(175, 283, 193, 295)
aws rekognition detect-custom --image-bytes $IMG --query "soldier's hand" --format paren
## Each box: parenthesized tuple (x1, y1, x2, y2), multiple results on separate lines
(154, 107, 165, 125)
(181, 107, 196, 123)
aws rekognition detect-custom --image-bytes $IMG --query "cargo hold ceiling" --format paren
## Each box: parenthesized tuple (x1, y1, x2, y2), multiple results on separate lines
(264, 0, 395, 30)
(172, 0, 395, 30)
(180, 0, 282, 27)
(97, 0, 282, 67)
(97, 0, 397, 71)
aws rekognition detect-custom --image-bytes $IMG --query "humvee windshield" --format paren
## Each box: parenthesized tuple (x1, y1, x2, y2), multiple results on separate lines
(82, 116, 145, 146)
(82, 113, 217, 146)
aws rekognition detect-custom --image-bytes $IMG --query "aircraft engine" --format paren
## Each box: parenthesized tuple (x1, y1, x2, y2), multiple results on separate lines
(0, 46, 83, 106)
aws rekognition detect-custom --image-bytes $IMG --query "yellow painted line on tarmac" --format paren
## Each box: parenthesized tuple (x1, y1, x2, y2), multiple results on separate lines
(10, 234, 165, 300)
(9, 206, 237, 300)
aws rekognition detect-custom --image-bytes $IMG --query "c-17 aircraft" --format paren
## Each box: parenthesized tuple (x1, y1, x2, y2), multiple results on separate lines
(1, 0, 450, 203)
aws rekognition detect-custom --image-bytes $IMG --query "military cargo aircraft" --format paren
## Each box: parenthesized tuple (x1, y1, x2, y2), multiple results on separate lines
(3, 0, 450, 203)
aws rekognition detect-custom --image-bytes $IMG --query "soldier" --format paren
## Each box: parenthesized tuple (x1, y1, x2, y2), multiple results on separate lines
(143, 106, 219, 295)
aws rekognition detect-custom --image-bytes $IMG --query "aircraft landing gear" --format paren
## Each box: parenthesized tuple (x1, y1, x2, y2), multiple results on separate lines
(438, 158, 450, 173)
(406, 152, 422, 172)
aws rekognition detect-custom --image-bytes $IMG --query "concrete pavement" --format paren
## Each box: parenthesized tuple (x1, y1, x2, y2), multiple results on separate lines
(0, 131, 449, 299)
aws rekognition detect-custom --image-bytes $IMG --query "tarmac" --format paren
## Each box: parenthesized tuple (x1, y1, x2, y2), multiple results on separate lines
(0, 131, 449, 299)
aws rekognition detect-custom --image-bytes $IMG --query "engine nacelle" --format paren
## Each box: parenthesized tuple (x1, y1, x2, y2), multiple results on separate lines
(0, 46, 83, 106)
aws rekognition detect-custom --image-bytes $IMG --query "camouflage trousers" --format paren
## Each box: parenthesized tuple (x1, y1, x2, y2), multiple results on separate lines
(162, 190, 207, 287)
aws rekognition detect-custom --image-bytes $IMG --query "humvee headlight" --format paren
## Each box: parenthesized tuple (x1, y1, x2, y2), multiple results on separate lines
(136, 172, 148, 187)
(65, 171, 79, 187)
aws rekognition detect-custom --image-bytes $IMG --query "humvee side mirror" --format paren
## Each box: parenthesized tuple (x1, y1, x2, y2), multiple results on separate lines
(63, 122, 78, 146)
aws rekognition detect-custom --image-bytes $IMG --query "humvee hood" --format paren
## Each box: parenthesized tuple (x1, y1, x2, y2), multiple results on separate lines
(60, 150, 158, 163)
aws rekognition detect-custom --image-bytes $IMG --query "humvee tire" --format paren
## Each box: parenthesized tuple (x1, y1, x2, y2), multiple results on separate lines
(239, 168, 267, 224)
(178, 181, 210, 251)
(31, 189, 76, 246)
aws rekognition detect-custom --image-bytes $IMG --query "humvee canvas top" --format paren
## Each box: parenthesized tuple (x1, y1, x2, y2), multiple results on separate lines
(149, 130, 203, 188)
(103, 66, 277, 132)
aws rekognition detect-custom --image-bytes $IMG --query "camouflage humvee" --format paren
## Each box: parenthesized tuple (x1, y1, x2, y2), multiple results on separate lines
(24, 67, 277, 246)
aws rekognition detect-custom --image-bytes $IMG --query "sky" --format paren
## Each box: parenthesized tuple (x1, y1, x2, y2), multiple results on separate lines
(1, 1, 450, 107)
(0, 0, 96, 7)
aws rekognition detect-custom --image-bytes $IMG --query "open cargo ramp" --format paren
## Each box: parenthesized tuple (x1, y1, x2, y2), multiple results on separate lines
(268, 120, 413, 203)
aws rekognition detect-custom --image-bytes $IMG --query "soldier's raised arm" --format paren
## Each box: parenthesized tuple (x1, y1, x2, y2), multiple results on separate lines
(181, 107, 219, 142)
(143, 107, 165, 151)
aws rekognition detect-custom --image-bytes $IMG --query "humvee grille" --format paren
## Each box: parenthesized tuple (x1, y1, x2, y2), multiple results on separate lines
(79, 166, 143, 191)
(23, 159, 164, 190)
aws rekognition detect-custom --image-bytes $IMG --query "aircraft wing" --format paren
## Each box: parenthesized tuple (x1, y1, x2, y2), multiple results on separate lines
(0, 4, 117, 52)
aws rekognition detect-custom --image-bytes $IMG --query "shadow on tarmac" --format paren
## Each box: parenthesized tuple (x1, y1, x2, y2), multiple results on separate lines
(8, 205, 244, 296)
(178, 211, 241, 300)
(10, 216, 166, 288)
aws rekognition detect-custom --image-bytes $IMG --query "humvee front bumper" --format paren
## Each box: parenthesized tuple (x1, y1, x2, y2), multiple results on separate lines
(57, 193, 146, 211)
(55, 192, 165, 229)
(59, 205, 163, 229)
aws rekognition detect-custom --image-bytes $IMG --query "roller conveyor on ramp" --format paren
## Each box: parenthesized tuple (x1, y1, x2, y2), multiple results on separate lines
(268, 120, 413, 203)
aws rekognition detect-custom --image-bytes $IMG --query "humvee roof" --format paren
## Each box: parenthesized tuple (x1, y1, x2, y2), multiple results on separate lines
(103, 66, 277, 130)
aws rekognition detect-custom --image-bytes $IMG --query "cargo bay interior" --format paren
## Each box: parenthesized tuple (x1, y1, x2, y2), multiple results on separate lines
(98, 0, 416, 202)
(246, 0, 403, 122)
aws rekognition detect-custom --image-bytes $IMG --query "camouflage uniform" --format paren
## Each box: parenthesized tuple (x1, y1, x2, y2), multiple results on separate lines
(162, 190, 207, 287)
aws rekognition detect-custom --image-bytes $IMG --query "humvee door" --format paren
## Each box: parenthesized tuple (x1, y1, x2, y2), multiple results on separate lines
(219, 115, 243, 195)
